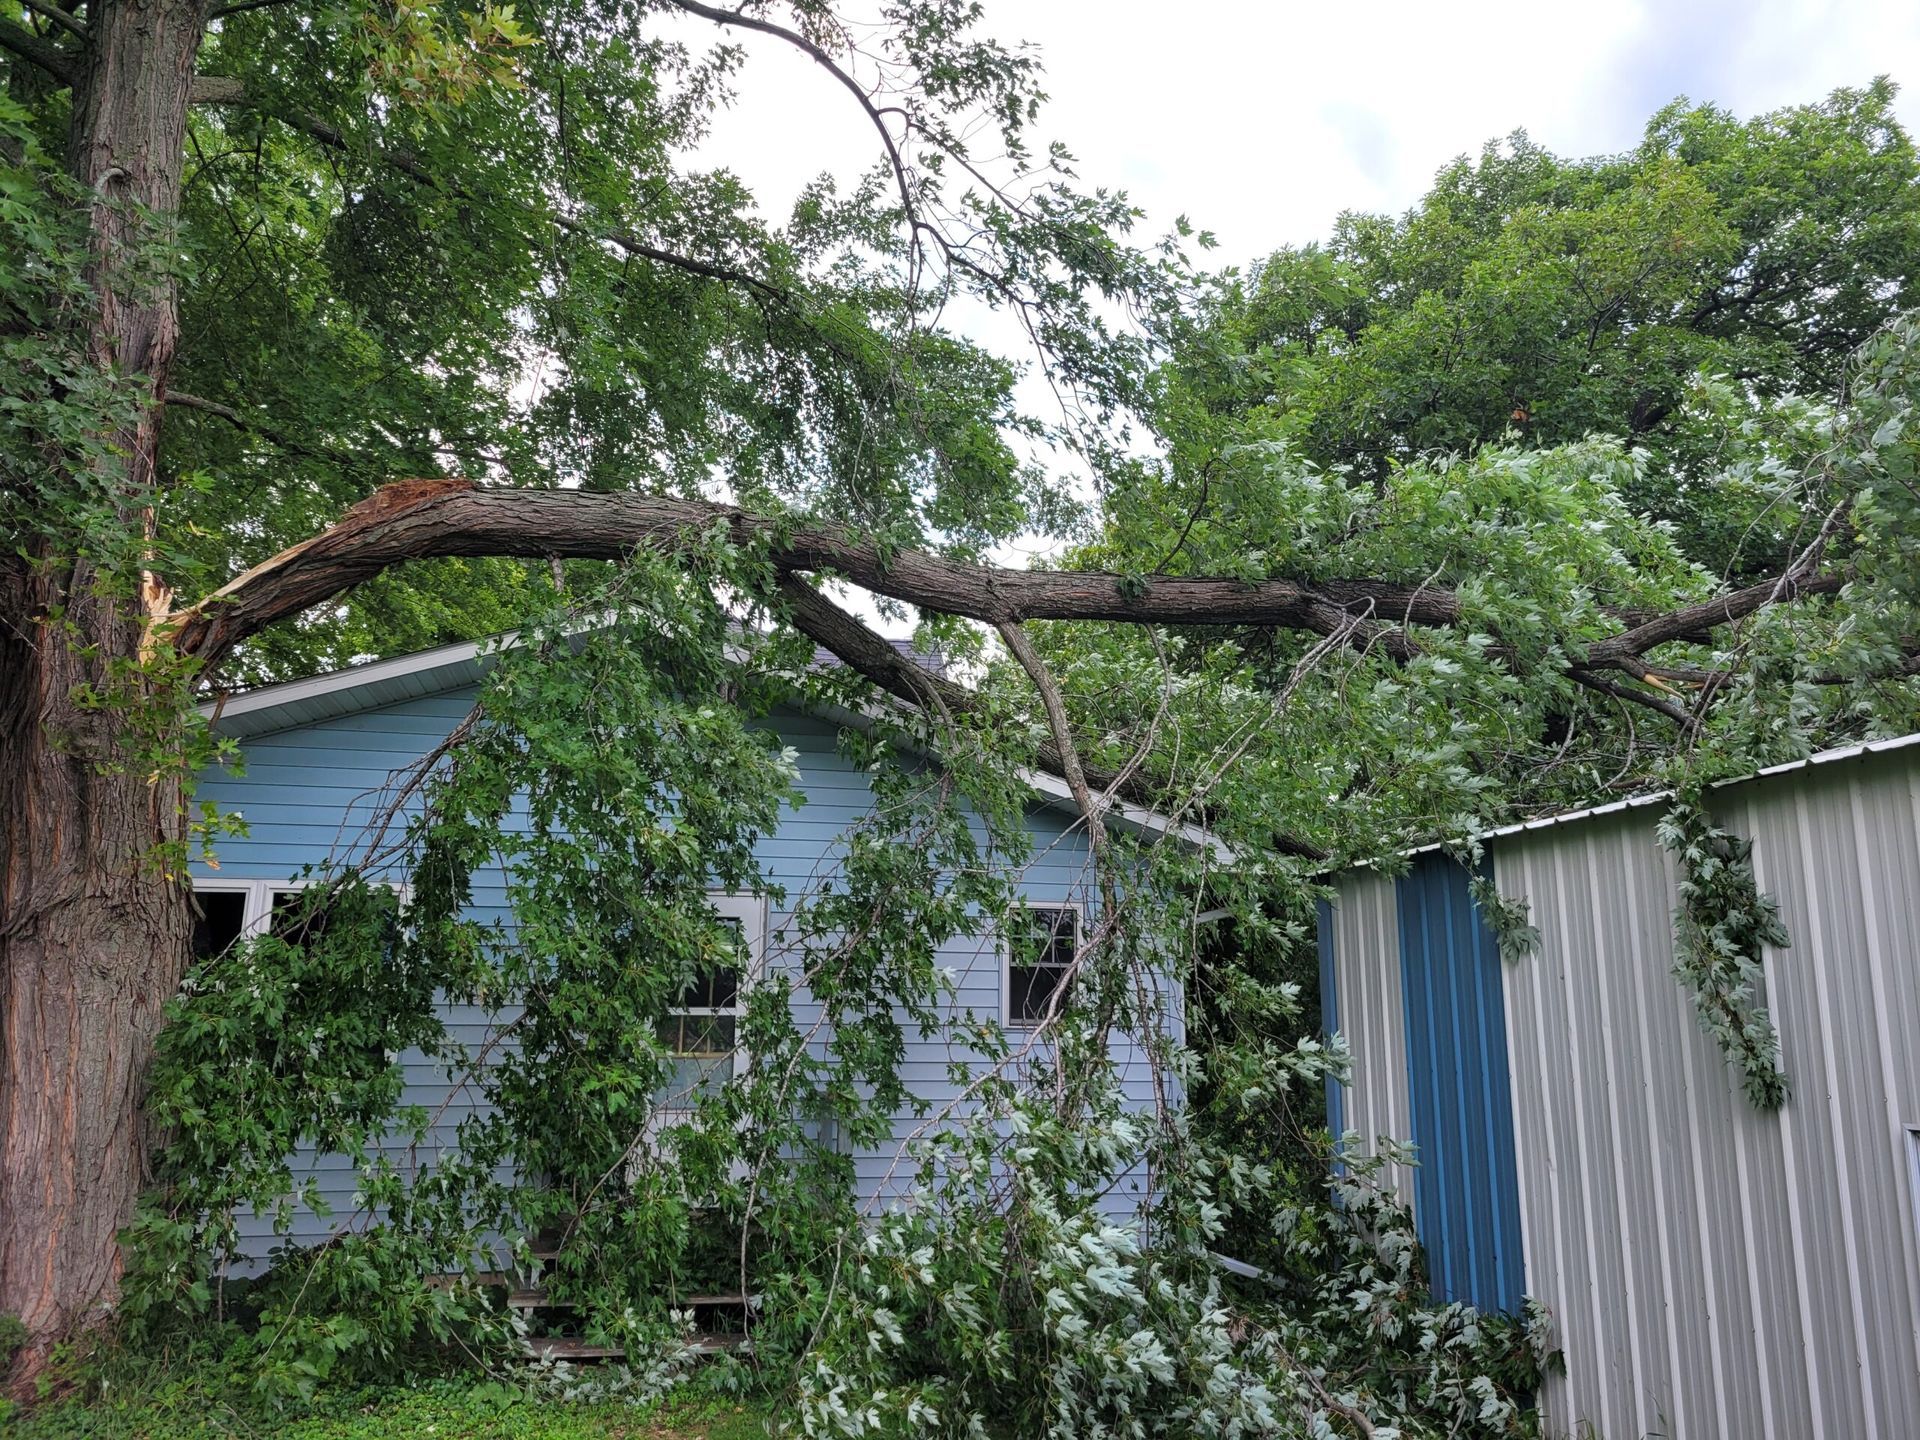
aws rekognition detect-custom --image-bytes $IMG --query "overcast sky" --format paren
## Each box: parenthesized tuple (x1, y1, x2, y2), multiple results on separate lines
(661, 0, 1920, 619)
(684, 0, 1920, 270)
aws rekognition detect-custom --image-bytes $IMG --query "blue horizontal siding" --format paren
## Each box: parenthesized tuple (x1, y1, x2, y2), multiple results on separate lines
(192, 684, 1164, 1262)
(1395, 853, 1525, 1315)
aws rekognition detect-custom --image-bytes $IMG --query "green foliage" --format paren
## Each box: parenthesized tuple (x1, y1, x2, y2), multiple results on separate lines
(22, 0, 1915, 1422)
(794, 1099, 1552, 1437)
(8, 1361, 766, 1440)
(123, 530, 1554, 1432)
(0, 97, 156, 569)
(54, 0, 1185, 686)
(1656, 793, 1792, 1109)
(1446, 839, 1541, 966)
(1182, 81, 1920, 574)
(1469, 876, 1540, 967)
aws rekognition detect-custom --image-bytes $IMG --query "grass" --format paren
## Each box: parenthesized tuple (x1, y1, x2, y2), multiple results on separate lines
(8, 1380, 770, 1440)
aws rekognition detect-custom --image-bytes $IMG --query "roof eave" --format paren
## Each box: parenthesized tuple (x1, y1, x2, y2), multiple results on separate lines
(197, 634, 1229, 857)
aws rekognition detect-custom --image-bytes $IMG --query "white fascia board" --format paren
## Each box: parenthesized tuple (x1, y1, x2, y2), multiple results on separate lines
(202, 634, 503, 735)
(1015, 765, 1235, 861)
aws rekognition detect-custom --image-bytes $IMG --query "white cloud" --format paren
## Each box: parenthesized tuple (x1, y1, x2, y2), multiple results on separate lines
(656, 1, 1920, 630)
(675, 0, 1920, 264)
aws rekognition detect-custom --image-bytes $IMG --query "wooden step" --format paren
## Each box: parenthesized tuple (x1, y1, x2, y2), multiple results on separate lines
(507, 1286, 755, 1311)
(527, 1337, 624, 1361)
(427, 1270, 514, 1291)
(525, 1332, 753, 1363)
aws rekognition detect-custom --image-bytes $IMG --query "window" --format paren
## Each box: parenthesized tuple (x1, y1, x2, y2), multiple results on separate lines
(655, 896, 764, 1111)
(190, 887, 249, 960)
(189, 877, 406, 960)
(657, 918, 746, 1106)
(630, 895, 766, 1188)
(1005, 905, 1079, 1027)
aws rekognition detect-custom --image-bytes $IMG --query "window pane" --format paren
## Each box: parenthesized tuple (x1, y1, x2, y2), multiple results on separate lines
(656, 1015, 737, 1104)
(1009, 907, 1076, 1026)
(269, 888, 328, 947)
(672, 918, 744, 1008)
(1010, 963, 1072, 1025)
(672, 960, 741, 1009)
(1016, 907, 1075, 961)
(191, 890, 247, 961)
(662, 1050, 735, 1104)
(656, 1013, 736, 1059)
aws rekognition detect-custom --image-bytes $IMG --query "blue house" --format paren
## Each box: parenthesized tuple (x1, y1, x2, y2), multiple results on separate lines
(188, 635, 1200, 1268)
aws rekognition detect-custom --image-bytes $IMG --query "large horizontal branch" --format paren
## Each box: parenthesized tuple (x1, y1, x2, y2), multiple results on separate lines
(161, 481, 1470, 666)
(1584, 571, 1846, 665)
(162, 481, 1849, 689)
(0, 13, 76, 82)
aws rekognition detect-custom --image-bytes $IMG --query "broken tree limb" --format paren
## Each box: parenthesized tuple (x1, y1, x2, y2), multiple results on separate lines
(769, 575, 1305, 851)
(161, 482, 1468, 667)
(156, 480, 1860, 781)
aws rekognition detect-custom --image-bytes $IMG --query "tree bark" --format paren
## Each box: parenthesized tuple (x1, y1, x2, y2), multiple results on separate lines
(165, 481, 1467, 667)
(0, 0, 206, 1391)
(165, 479, 1841, 686)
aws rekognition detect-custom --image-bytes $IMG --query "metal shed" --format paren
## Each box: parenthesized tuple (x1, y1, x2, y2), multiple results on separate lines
(1319, 734, 1920, 1439)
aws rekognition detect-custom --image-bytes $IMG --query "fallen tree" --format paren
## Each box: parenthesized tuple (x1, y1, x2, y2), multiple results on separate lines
(3, 0, 1918, 1402)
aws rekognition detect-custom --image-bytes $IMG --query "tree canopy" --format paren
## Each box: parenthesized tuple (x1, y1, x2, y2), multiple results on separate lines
(1167, 82, 1920, 574)
(1071, 84, 1920, 866)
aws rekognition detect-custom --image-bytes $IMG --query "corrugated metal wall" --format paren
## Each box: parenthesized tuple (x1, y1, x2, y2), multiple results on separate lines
(1395, 855, 1526, 1315)
(1321, 871, 1415, 1208)
(1493, 745, 1920, 1439)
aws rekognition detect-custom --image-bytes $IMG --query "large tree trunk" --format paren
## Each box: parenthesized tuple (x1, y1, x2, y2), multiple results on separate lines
(0, 0, 204, 1392)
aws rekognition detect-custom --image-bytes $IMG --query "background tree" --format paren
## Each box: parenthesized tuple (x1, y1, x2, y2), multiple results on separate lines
(1172, 83, 1920, 574)
(1076, 83, 1920, 867)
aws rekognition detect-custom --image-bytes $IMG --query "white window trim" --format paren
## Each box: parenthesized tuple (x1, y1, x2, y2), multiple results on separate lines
(190, 875, 410, 946)
(656, 891, 766, 1106)
(1001, 900, 1083, 1030)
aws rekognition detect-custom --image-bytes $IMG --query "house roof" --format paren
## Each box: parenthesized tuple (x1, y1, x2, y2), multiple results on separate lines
(199, 633, 1228, 857)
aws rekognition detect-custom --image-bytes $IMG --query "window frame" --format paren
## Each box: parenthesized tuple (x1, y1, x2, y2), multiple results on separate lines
(656, 892, 767, 1112)
(1001, 901, 1083, 1030)
(188, 876, 411, 955)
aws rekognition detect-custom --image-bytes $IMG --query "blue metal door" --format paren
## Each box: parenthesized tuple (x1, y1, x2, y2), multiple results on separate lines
(1395, 854, 1526, 1313)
